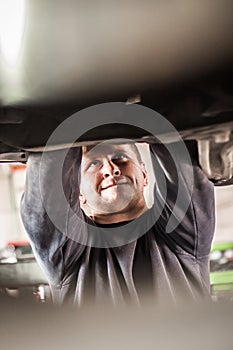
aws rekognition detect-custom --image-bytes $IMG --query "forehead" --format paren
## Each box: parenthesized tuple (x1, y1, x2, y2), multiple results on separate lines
(82, 143, 137, 160)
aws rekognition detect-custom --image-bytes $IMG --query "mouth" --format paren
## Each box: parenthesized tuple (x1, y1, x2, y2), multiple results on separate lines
(100, 179, 129, 191)
(101, 184, 117, 191)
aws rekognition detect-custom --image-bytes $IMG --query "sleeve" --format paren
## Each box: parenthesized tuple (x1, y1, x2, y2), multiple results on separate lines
(20, 147, 86, 285)
(150, 140, 215, 258)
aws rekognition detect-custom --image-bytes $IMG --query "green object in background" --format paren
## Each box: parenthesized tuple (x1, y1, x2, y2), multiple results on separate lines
(210, 271, 233, 289)
(211, 242, 233, 252)
(210, 242, 233, 299)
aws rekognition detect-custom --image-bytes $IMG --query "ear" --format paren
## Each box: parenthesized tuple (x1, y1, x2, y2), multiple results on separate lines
(141, 162, 148, 187)
(79, 192, 87, 205)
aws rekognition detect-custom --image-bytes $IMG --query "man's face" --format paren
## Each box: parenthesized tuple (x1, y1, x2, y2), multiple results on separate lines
(79, 143, 148, 215)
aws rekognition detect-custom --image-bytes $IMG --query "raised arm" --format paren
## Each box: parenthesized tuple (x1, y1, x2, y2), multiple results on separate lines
(150, 141, 215, 258)
(20, 147, 85, 285)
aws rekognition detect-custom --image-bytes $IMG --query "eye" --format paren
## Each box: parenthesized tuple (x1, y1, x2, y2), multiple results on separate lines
(112, 154, 128, 163)
(85, 159, 102, 171)
(89, 159, 101, 167)
(90, 160, 99, 166)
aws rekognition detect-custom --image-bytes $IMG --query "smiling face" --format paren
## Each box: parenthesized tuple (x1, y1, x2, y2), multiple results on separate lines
(79, 142, 148, 222)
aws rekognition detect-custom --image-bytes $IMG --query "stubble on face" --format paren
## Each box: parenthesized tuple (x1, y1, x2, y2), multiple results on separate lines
(79, 143, 148, 221)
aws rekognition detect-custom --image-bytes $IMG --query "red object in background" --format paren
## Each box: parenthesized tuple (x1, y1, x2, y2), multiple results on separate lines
(7, 241, 30, 247)
(10, 164, 27, 172)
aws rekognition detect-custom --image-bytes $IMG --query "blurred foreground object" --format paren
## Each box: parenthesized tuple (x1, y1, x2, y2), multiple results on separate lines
(0, 300, 233, 350)
(0, 0, 232, 185)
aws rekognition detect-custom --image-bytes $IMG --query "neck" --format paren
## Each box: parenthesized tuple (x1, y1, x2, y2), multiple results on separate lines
(91, 200, 148, 225)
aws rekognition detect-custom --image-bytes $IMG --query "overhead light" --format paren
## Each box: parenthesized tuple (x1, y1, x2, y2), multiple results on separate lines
(0, 0, 26, 66)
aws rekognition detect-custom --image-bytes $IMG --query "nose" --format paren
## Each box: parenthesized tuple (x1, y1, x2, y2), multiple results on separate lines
(102, 161, 121, 179)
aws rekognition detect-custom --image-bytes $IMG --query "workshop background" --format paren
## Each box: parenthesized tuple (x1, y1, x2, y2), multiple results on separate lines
(0, 0, 232, 305)
(1, 161, 232, 248)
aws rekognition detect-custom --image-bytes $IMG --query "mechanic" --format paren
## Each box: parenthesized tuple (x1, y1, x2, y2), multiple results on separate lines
(20, 139, 215, 306)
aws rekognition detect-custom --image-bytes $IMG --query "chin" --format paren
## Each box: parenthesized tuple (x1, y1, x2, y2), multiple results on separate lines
(102, 197, 135, 214)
